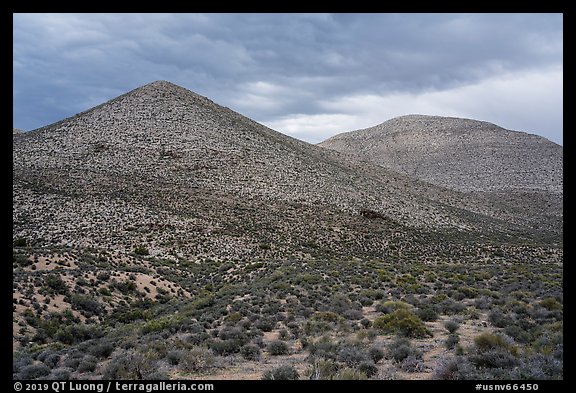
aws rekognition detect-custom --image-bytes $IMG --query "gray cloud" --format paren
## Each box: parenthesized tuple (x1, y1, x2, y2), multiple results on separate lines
(13, 13, 563, 144)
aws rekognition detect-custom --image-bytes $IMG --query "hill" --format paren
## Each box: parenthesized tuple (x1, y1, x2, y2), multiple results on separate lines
(319, 114, 562, 194)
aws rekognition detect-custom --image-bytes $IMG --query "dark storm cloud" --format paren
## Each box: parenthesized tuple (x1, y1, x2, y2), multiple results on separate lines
(13, 13, 562, 144)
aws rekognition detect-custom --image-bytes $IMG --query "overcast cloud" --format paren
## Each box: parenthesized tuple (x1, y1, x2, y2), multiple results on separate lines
(13, 13, 563, 144)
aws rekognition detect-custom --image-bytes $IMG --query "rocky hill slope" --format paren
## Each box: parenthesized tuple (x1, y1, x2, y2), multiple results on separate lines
(13, 83, 562, 262)
(319, 114, 562, 194)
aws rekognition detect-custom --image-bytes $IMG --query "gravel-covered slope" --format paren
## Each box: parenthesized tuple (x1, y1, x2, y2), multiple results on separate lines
(319, 114, 563, 194)
(13, 84, 562, 259)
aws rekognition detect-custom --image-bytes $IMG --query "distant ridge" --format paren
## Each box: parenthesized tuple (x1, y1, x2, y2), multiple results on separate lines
(319, 114, 562, 194)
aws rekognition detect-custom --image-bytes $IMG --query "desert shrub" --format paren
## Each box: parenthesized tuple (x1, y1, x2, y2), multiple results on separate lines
(338, 345, 366, 367)
(166, 350, 182, 366)
(278, 328, 290, 340)
(375, 301, 410, 314)
(489, 310, 512, 328)
(14, 237, 27, 247)
(38, 349, 60, 368)
(469, 350, 519, 369)
(70, 295, 104, 317)
(308, 337, 339, 360)
(445, 334, 460, 350)
(77, 355, 98, 373)
(55, 324, 104, 344)
(415, 307, 438, 322)
(307, 359, 339, 380)
(343, 309, 363, 320)
(474, 296, 492, 310)
(400, 355, 427, 373)
(62, 354, 83, 370)
(50, 368, 72, 380)
(103, 351, 157, 380)
(373, 309, 432, 338)
(267, 340, 289, 356)
(141, 316, 181, 335)
(209, 339, 242, 356)
(224, 311, 242, 324)
(96, 272, 111, 281)
(510, 354, 563, 380)
(18, 363, 51, 379)
(145, 371, 169, 380)
(89, 341, 114, 359)
(433, 357, 478, 380)
(474, 332, 512, 353)
(360, 318, 372, 329)
(262, 365, 299, 380)
(358, 361, 378, 378)
(387, 337, 422, 363)
(444, 320, 460, 334)
(334, 368, 367, 380)
(368, 346, 384, 363)
(240, 344, 261, 361)
(45, 274, 68, 295)
(13, 353, 33, 373)
(504, 324, 533, 344)
(218, 326, 249, 344)
(540, 297, 562, 311)
(180, 347, 215, 373)
(439, 299, 466, 315)
(254, 319, 275, 332)
(134, 245, 149, 256)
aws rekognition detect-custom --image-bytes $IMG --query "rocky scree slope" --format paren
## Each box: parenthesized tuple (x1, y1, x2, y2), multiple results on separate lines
(13, 83, 561, 261)
(319, 114, 562, 194)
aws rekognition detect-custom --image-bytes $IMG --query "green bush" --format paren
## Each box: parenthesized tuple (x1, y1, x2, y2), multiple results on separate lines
(338, 346, 366, 367)
(89, 342, 114, 359)
(209, 339, 242, 356)
(373, 309, 432, 338)
(240, 344, 261, 361)
(387, 337, 422, 363)
(134, 245, 149, 256)
(445, 334, 460, 350)
(77, 355, 98, 373)
(45, 274, 68, 295)
(307, 359, 339, 380)
(180, 347, 215, 373)
(18, 363, 51, 379)
(262, 365, 299, 380)
(488, 310, 512, 328)
(267, 340, 289, 356)
(358, 361, 378, 378)
(474, 332, 513, 353)
(166, 350, 182, 366)
(368, 346, 384, 363)
(103, 351, 157, 380)
(444, 320, 460, 334)
(415, 307, 438, 322)
(70, 295, 104, 317)
(13, 237, 27, 247)
(540, 297, 562, 311)
(469, 350, 519, 369)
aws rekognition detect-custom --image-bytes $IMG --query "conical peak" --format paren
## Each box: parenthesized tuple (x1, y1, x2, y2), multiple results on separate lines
(134, 80, 200, 96)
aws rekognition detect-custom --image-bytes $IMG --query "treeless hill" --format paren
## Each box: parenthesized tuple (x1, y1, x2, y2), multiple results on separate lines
(13, 83, 561, 262)
(319, 114, 562, 194)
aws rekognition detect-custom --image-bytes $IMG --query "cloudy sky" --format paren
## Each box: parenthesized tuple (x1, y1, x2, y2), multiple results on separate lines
(13, 13, 563, 144)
